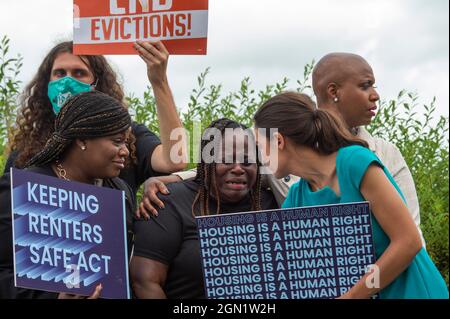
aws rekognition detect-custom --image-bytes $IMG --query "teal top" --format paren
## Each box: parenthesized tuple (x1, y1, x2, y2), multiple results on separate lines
(282, 145, 448, 299)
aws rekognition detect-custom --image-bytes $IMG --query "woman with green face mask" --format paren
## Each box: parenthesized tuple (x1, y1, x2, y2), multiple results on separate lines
(4, 40, 187, 198)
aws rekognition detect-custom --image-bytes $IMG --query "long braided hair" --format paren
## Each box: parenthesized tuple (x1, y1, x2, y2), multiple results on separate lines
(191, 118, 262, 217)
(26, 91, 131, 167)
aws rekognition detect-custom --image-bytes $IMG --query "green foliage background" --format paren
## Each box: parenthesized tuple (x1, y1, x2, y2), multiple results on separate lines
(1, 36, 448, 286)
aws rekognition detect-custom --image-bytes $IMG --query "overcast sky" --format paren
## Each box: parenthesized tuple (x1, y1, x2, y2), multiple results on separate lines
(0, 0, 448, 119)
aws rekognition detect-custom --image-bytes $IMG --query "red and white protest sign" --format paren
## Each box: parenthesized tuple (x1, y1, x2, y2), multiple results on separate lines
(73, 0, 208, 55)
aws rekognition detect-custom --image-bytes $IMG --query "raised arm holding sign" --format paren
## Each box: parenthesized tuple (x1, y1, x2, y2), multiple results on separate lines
(5, 38, 187, 200)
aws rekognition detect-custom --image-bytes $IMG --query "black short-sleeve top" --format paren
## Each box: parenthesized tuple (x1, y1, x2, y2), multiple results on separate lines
(133, 180, 279, 299)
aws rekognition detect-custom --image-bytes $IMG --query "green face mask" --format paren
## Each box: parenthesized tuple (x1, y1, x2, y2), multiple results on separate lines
(47, 76, 94, 115)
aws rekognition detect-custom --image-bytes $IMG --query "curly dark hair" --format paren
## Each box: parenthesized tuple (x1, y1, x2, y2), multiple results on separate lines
(192, 118, 262, 216)
(10, 41, 136, 167)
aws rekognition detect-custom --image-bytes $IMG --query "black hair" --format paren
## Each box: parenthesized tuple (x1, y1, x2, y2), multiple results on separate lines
(26, 91, 131, 167)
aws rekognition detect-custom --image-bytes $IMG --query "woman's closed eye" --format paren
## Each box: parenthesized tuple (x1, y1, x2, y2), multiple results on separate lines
(112, 136, 127, 146)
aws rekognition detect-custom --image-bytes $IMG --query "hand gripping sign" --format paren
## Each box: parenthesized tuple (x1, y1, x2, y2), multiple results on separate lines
(11, 168, 130, 299)
(74, 0, 209, 55)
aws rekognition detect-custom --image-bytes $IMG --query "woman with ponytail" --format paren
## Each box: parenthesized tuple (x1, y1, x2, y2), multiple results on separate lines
(253, 92, 448, 299)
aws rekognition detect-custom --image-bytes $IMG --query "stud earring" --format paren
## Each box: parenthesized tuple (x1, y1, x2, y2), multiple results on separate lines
(333, 97, 339, 103)
(81, 145, 86, 151)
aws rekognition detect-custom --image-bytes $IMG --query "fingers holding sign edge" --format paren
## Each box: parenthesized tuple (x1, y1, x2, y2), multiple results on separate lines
(134, 41, 168, 62)
(140, 40, 169, 59)
(87, 284, 103, 299)
(153, 40, 170, 56)
(134, 44, 158, 64)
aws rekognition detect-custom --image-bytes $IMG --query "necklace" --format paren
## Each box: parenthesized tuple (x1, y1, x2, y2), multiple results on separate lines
(54, 160, 103, 186)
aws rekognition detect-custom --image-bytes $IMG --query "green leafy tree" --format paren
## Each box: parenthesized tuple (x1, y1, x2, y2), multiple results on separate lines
(127, 63, 448, 284)
(0, 35, 22, 171)
(368, 91, 449, 284)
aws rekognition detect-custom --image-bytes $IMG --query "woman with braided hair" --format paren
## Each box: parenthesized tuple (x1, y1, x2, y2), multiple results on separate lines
(130, 118, 278, 299)
(3, 40, 186, 196)
(0, 91, 135, 299)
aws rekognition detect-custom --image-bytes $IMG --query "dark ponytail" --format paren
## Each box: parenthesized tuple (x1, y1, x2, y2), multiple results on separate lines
(253, 92, 367, 154)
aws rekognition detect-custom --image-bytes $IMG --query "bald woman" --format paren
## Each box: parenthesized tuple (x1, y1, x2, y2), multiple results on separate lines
(307, 53, 423, 245)
(138, 53, 426, 248)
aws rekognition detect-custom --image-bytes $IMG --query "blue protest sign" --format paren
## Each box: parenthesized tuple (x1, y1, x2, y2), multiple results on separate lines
(196, 202, 376, 299)
(10, 168, 130, 299)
